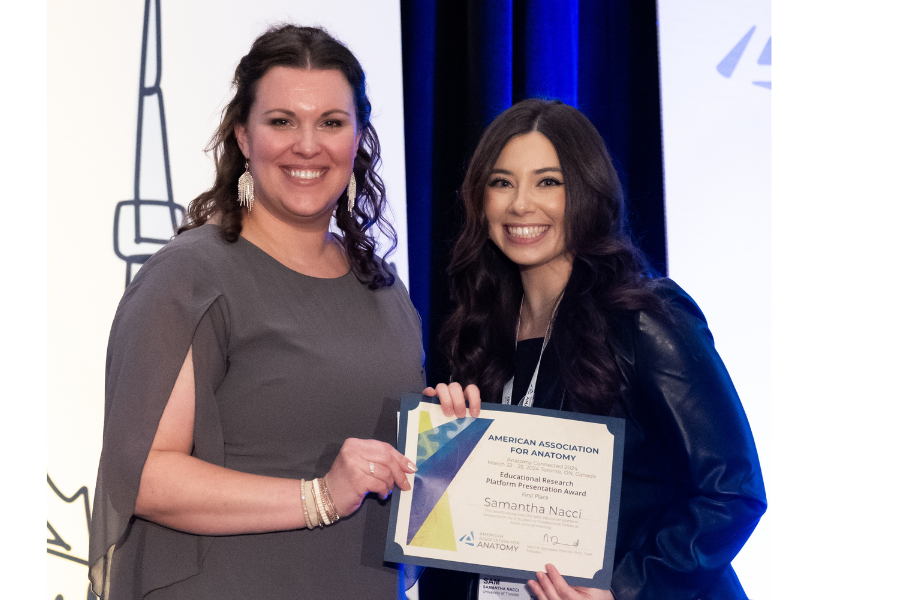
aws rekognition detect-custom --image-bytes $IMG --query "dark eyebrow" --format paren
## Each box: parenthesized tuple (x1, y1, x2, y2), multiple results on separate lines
(262, 108, 294, 117)
(261, 108, 353, 118)
(489, 167, 562, 175)
(321, 109, 353, 118)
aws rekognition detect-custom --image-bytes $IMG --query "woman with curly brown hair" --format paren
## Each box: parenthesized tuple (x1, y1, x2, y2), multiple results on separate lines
(429, 99, 766, 600)
(89, 25, 422, 599)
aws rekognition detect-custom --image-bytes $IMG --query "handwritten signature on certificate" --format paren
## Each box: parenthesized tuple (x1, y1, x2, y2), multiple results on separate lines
(543, 533, 579, 548)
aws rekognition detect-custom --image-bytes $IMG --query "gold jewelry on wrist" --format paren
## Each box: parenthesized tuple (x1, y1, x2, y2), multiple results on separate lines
(299, 479, 312, 530)
(319, 476, 340, 523)
(303, 479, 320, 528)
(312, 478, 331, 526)
(301, 476, 340, 528)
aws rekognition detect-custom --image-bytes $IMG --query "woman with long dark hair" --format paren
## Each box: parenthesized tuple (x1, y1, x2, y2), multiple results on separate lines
(89, 25, 422, 599)
(429, 99, 766, 600)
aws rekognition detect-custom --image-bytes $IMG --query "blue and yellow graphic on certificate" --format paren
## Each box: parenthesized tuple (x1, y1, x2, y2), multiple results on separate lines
(385, 395, 625, 589)
(407, 412, 494, 549)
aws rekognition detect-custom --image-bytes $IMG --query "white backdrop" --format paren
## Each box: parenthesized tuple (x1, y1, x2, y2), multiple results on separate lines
(7, 3, 898, 599)
(658, 1, 771, 597)
(45, 1, 407, 597)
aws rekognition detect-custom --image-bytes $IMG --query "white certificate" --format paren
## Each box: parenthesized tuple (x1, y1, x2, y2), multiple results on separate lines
(385, 395, 625, 589)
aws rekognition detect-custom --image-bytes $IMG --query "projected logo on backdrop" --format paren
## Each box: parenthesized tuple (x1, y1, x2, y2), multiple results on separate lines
(717, 26, 771, 89)
(113, 0, 185, 287)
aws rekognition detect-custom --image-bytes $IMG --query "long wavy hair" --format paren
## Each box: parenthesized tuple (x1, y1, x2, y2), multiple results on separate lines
(441, 99, 664, 413)
(178, 25, 396, 289)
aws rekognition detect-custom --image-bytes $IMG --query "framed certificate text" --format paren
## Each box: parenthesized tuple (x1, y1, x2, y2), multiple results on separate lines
(385, 395, 625, 588)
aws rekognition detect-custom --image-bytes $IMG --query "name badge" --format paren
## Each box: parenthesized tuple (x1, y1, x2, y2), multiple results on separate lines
(478, 575, 534, 599)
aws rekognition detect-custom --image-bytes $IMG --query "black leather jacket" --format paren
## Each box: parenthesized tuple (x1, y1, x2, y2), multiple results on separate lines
(598, 278, 766, 600)
(419, 279, 766, 600)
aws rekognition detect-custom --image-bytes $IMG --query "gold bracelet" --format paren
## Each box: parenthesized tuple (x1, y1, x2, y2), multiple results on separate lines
(303, 479, 320, 528)
(299, 479, 313, 530)
(313, 478, 331, 526)
(319, 476, 340, 523)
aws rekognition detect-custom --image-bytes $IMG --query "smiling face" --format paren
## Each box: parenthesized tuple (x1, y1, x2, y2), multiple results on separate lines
(484, 131, 572, 276)
(235, 67, 360, 228)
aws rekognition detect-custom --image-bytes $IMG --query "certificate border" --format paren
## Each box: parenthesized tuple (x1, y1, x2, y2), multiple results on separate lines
(385, 394, 625, 589)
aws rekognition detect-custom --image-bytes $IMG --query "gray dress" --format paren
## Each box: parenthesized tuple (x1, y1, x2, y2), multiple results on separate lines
(88, 225, 425, 599)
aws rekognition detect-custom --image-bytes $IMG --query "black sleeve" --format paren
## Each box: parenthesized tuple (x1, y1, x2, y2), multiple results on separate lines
(611, 284, 767, 600)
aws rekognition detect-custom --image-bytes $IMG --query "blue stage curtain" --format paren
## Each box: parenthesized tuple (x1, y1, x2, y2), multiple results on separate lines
(401, 0, 665, 390)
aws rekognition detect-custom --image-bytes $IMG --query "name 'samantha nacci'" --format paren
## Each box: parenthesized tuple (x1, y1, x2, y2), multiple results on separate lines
(483, 498, 583, 519)
(488, 434, 600, 461)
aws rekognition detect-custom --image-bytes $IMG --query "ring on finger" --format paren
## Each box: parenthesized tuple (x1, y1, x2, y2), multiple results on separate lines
(369, 461, 376, 476)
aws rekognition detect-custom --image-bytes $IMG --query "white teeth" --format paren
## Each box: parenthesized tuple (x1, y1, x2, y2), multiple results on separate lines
(507, 225, 549, 239)
(289, 169, 323, 179)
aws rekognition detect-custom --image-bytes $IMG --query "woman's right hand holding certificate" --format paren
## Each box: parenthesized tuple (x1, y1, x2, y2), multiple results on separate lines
(529, 565, 614, 600)
(423, 382, 482, 418)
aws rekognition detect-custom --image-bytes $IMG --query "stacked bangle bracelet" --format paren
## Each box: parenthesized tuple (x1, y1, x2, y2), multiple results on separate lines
(319, 479, 339, 524)
(301, 477, 340, 529)
(302, 479, 319, 528)
(299, 479, 312, 529)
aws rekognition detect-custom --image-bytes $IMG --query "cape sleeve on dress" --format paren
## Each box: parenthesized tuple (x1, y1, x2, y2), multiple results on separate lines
(611, 281, 767, 600)
(88, 236, 229, 600)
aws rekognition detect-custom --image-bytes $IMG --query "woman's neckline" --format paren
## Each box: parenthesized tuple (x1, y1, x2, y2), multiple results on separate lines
(219, 225, 353, 281)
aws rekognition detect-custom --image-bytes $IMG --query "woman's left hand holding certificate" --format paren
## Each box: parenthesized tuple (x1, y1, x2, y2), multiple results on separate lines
(529, 564, 613, 600)
(424, 382, 482, 418)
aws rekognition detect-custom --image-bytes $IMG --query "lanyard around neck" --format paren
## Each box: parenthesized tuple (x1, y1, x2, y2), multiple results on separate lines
(502, 293, 563, 408)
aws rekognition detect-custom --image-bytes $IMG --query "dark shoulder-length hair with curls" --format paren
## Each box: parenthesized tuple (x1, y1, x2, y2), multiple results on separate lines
(178, 24, 396, 289)
(441, 98, 665, 413)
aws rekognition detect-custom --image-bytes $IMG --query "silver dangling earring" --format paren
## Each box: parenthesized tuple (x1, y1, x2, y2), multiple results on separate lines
(238, 159, 254, 211)
(346, 173, 356, 214)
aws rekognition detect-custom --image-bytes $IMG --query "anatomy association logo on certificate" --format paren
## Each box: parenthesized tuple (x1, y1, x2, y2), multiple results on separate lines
(385, 395, 625, 588)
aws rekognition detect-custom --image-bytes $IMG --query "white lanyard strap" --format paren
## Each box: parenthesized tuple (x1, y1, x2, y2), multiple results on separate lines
(502, 293, 563, 408)
(501, 333, 551, 407)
